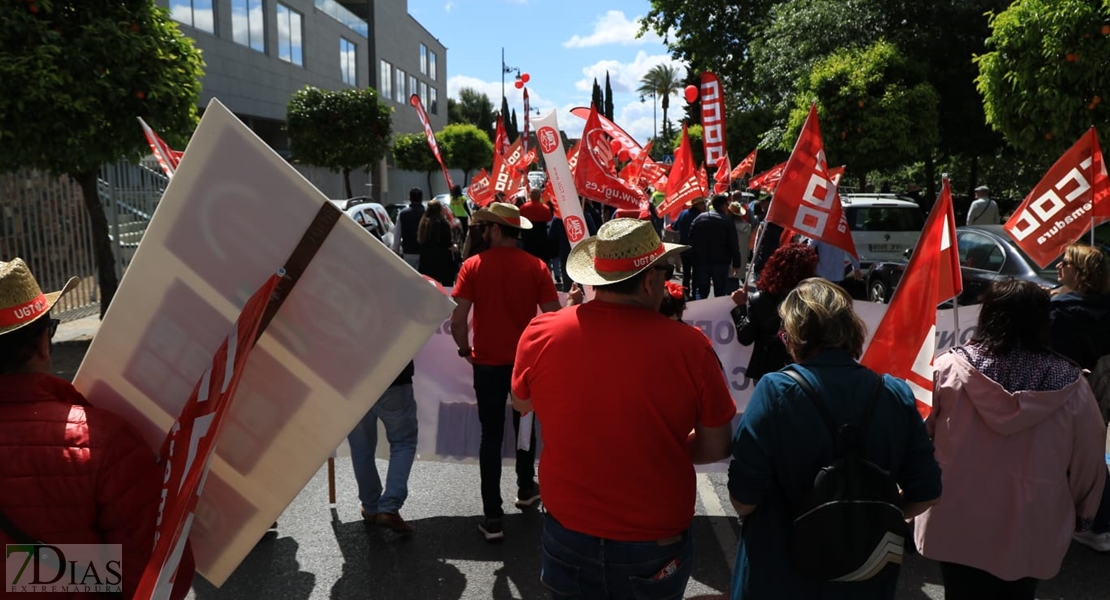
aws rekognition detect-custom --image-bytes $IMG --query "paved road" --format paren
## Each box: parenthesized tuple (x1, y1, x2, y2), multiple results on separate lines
(182, 457, 1110, 600)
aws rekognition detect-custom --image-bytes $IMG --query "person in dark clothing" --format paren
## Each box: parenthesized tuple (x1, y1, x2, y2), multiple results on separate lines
(519, 188, 553, 261)
(417, 199, 456, 286)
(689, 194, 744, 298)
(730, 243, 817, 382)
(673, 198, 706, 297)
(391, 188, 425, 270)
(582, 200, 603, 235)
(548, 205, 598, 292)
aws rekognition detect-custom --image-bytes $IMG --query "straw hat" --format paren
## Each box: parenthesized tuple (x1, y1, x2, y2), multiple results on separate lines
(684, 197, 707, 208)
(565, 219, 687, 286)
(0, 258, 78, 336)
(727, 201, 748, 217)
(472, 202, 533, 230)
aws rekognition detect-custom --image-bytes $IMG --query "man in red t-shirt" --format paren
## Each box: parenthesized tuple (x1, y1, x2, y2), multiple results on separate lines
(511, 219, 736, 598)
(450, 202, 569, 542)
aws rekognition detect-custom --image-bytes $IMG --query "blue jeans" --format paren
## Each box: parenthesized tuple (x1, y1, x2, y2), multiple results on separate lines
(473, 364, 536, 518)
(347, 383, 418, 514)
(693, 263, 731, 299)
(540, 514, 694, 600)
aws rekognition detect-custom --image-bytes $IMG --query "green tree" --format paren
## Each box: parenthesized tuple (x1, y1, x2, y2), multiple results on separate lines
(0, 0, 204, 314)
(287, 86, 393, 199)
(976, 0, 1110, 156)
(637, 64, 684, 148)
(448, 87, 496, 140)
(785, 41, 939, 189)
(591, 78, 604, 114)
(604, 72, 615, 121)
(440, 123, 493, 184)
(509, 109, 520, 140)
(392, 132, 440, 196)
(673, 124, 706, 169)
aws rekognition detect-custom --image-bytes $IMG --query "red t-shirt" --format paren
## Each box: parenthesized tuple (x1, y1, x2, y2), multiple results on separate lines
(452, 246, 559, 365)
(519, 200, 553, 224)
(512, 301, 737, 540)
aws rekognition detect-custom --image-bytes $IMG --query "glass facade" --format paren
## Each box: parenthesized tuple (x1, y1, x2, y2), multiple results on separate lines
(429, 50, 437, 81)
(395, 68, 406, 103)
(169, 0, 214, 33)
(340, 38, 357, 86)
(276, 3, 304, 66)
(231, 0, 264, 52)
(380, 61, 392, 98)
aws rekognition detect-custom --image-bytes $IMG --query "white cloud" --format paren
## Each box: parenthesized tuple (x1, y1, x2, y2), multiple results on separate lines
(447, 74, 558, 116)
(563, 10, 664, 48)
(444, 2, 453, 12)
(573, 51, 686, 96)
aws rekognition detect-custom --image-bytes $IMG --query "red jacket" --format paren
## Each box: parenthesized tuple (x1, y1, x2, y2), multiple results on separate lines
(0, 373, 193, 599)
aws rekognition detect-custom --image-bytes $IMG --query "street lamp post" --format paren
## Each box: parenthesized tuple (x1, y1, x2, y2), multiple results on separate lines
(501, 47, 519, 103)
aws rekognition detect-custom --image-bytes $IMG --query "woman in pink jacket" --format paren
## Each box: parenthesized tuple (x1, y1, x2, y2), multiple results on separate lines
(915, 279, 1106, 600)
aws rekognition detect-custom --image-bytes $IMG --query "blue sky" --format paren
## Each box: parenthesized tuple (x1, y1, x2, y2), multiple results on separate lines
(407, 0, 685, 144)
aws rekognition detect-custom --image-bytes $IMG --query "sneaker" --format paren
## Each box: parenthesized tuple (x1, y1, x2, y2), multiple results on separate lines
(514, 486, 541, 509)
(375, 512, 415, 534)
(1074, 530, 1110, 552)
(478, 517, 504, 542)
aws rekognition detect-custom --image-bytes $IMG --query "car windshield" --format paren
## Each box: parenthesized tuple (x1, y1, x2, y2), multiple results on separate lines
(845, 206, 924, 232)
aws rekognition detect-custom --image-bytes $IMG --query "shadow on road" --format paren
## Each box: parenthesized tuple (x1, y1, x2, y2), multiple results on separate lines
(191, 533, 316, 600)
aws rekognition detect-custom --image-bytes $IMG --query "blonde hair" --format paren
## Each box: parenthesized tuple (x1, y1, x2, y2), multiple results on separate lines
(779, 278, 867, 361)
(1065, 244, 1110, 295)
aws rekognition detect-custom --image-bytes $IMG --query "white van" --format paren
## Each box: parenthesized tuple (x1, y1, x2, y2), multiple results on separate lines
(839, 194, 925, 267)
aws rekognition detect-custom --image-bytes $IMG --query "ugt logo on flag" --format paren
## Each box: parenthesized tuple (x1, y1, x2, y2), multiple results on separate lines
(6, 544, 122, 593)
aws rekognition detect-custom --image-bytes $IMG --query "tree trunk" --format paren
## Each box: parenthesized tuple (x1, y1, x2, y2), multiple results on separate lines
(426, 171, 434, 198)
(463, 170, 471, 186)
(74, 170, 118, 318)
(343, 168, 353, 198)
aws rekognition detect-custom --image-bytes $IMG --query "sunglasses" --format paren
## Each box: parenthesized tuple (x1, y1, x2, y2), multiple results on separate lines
(47, 318, 60, 339)
(654, 263, 676, 280)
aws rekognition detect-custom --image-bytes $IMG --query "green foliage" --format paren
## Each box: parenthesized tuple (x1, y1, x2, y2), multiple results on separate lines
(591, 78, 604, 114)
(392, 132, 439, 173)
(440, 123, 492, 184)
(604, 72, 615, 121)
(674, 124, 706, 168)
(448, 88, 496, 140)
(786, 41, 939, 185)
(638, 64, 683, 148)
(0, 0, 204, 174)
(976, 0, 1110, 155)
(286, 86, 392, 185)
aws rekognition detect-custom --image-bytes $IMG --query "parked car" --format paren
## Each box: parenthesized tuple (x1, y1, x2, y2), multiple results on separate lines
(387, 197, 462, 229)
(330, 198, 394, 247)
(864, 224, 1059, 305)
(841, 193, 926, 269)
(527, 170, 546, 189)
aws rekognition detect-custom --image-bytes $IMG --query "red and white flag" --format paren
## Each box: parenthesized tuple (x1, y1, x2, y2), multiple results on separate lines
(494, 115, 510, 157)
(138, 117, 183, 178)
(410, 94, 454, 191)
(731, 149, 757, 180)
(861, 179, 961, 417)
(713, 153, 731, 193)
(658, 124, 702, 218)
(1004, 127, 1110, 267)
(765, 104, 856, 258)
(468, 169, 495, 207)
(569, 106, 668, 188)
(134, 272, 281, 600)
(748, 161, 786, 192)
(700, 72, 727, 167)
(621, 142, 654, 190)
(573, 104, 645, 209)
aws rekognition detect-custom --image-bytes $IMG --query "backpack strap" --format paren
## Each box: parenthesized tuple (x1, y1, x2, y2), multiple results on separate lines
(782, 366, 885, 450)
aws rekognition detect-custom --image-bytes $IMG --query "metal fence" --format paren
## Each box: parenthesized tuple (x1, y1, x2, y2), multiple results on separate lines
(0, 160, 167, 322)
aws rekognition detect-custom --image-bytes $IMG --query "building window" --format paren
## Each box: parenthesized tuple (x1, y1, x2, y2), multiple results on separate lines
(169, 0, 214, 33)
(395, 68, 406, 103)
(430, 87, 438, 115)
(429, 50, 437, 81)
(340, 38, 357, 86)
(420, 82, 428, 110)
(276, 3, 304, 66)
(420, 44, 428, 75)
(231, 0, 264, 52)
(380, 61, 392, 98)
(408, 75, 417, 98)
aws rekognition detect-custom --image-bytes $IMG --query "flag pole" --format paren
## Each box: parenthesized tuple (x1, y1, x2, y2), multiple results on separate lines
(745, 220, 767, 294)
(942, 174, 961, 344)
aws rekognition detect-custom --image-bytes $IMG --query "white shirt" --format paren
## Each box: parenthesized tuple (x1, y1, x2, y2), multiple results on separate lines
(967, 197, 1000, 225)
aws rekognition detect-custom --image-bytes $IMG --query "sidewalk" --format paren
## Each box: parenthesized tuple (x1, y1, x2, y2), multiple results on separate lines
(56, 315, 102, 343)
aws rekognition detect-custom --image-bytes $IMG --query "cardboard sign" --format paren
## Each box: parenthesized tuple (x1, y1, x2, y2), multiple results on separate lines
(73, 100, 455, 586)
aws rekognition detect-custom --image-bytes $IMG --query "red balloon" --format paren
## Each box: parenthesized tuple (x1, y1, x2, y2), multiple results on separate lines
(618, 149, 631, 162)
(520, 73, 531, 84)
(609, 139, 622, 155)
(514, 80, 524, 89)
(684, 85, 699, 103)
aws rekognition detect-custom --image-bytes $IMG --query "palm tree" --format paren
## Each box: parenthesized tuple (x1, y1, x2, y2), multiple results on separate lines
(637, 64, 683, 146)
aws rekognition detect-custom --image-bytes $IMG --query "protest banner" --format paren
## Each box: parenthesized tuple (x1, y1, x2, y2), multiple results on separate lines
(700, 72, 727, 167)
(73, 100, 455, 586)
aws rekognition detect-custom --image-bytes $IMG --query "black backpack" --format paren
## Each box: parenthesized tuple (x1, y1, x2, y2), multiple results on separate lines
(782, 368, 907, 582)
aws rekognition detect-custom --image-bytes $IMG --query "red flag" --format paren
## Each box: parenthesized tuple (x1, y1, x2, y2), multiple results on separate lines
(490, 149, 525, 195)
(494, 115, 509, 157)
(713, 153, 731, 193)
(468, 169, 495, 207)
(861, 179, 959, 418)
(748, 161, 787, 192)
(134, 272, 281, 599)
(566, 140, 582, 177)
(658, 124, 703, 218)
(700, 72, 727, 167)
(731, 149, 757, 180)
(138, 117, 182, 178)
(573, 105, 645, 209)
(1004, 127, 1110, 267)
(410, 94, 454, 191)
(621, 142, 654, 189)
(765, 104, 857, 258)
(698, 163, 709, 196)
(569, 106, 668, 189)
(936, 182, 963, 304)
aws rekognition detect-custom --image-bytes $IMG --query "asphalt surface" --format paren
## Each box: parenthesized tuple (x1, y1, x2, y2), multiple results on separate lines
(50, 318, 1110, 600)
